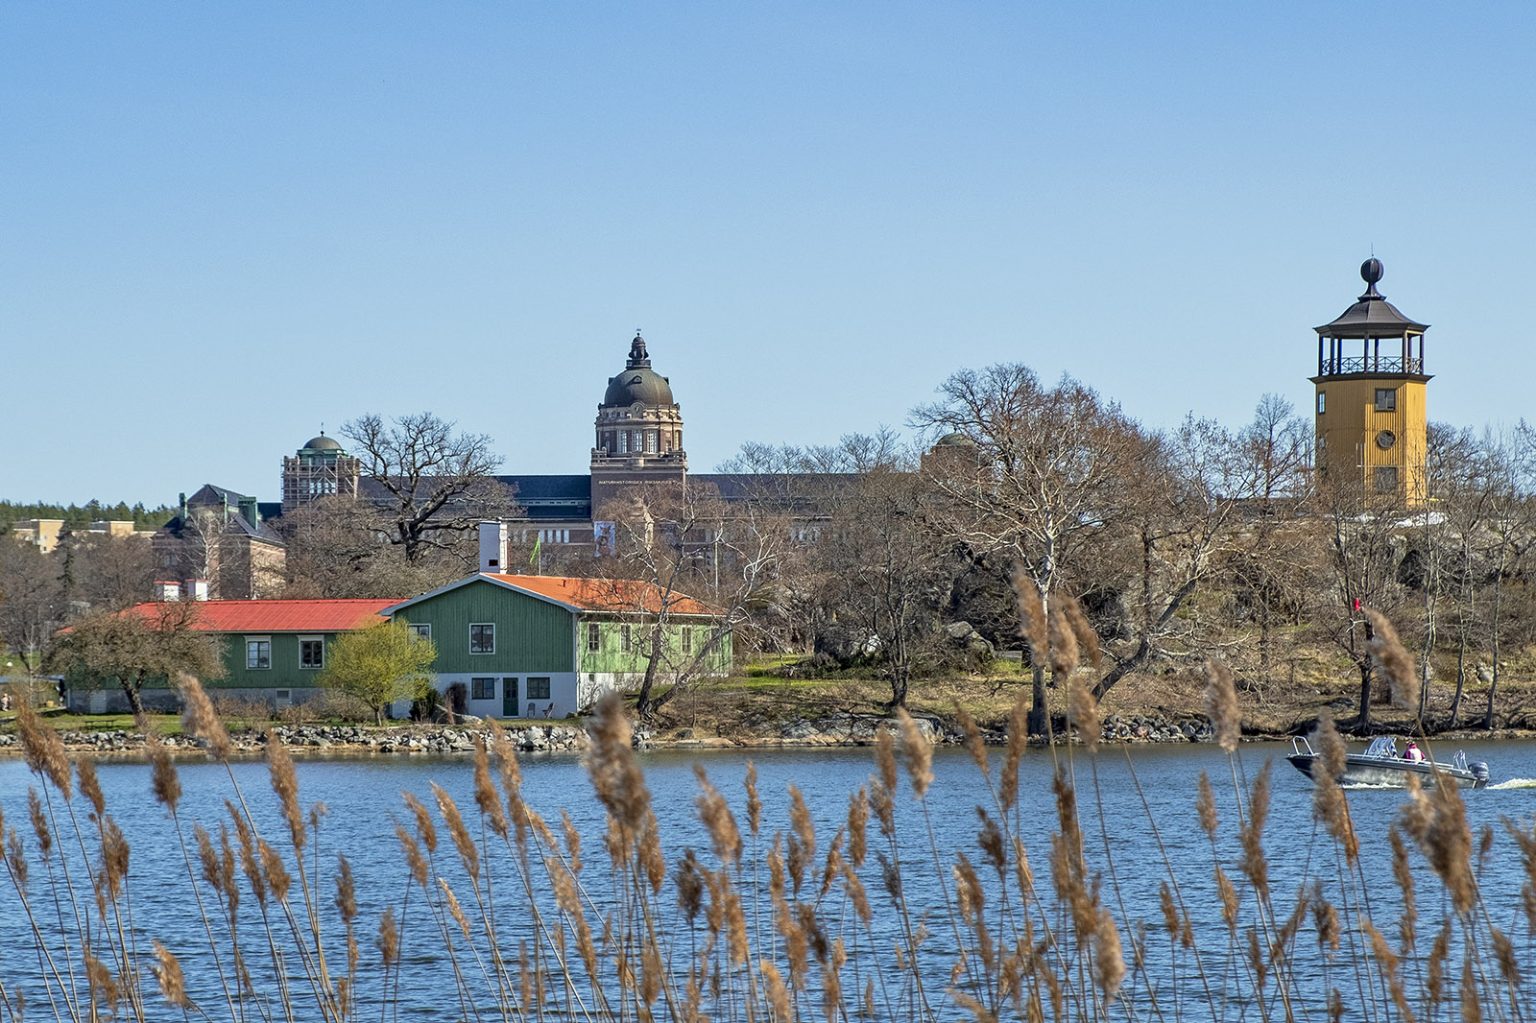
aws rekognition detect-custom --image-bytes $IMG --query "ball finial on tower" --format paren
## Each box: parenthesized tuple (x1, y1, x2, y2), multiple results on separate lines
(1361, 257, 1384, 286)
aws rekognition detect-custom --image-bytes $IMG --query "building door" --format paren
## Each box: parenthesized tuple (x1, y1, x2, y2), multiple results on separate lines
(502, 677, 519, 719)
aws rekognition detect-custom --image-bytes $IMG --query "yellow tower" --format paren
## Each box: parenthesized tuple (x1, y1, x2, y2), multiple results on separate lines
(1313, 258, 1430, 506)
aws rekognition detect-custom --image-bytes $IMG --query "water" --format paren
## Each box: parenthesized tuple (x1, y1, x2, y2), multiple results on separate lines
(3, 739, 1535, 1019)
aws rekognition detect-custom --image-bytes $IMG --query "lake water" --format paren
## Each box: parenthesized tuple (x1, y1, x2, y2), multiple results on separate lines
(3, 738, 1535, 1020)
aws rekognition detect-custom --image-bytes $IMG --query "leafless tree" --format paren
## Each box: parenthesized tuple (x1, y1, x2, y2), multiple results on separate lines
(914, 365, 1142, 735)
(809, 434, 951, 708)
(48, 602, 224, 717)
(0, 540, 65, 668)
(343, 412, 514, 562)
(600, 478, 775, 720)
(1317, 471, 1411, 729)
(278, 496, 470, 598)
(64, 533, 157, 611)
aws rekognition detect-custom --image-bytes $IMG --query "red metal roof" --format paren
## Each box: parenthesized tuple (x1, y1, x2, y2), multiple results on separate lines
(120, 599, 397, 633)
(484, 574, 721, 616)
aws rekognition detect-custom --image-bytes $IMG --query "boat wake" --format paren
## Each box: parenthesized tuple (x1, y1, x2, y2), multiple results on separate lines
(1488, 778, 1536, 790)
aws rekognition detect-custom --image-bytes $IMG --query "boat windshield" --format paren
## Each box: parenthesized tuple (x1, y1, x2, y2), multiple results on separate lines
(1364, 736, 1399, 759)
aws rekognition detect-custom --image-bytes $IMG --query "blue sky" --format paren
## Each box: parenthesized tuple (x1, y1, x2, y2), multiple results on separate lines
(4, 3, 1533, 504)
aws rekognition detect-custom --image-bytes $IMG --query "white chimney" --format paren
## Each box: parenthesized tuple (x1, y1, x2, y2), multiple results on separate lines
(155, 580, 181, 602)
(185, 579, 210, 601)
(479, 521, 508, 573)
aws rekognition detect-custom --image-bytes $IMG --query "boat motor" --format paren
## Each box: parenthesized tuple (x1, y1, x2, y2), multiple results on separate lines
(1472, 761, 1491, 787)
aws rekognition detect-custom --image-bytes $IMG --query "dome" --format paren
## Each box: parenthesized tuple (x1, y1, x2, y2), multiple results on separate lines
(302, 433, 343, 452)
(934, 432, 977, 449)
(604, 368, 675, 407)
(601, 332, 675, 407)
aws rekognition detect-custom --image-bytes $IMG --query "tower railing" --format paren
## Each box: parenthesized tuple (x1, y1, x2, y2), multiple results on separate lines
(1320, 355, 1424, 376)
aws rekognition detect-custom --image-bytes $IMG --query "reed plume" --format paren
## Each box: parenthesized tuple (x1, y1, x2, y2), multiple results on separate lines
(1059, 590, 1102, 670)
(178, 673, 232, 759)
(265, 728, 305, 850)
(584, 693, 651, 836)
(1046, 601, 1079, 681)
(1068, 674, 1101, 752)
(895, 708, 933, 798)
(1012, 570, 1048, 669)
(1202, 658, 1240, 753)
(1362, 608, 1418, 710)
(151, 940, 191, 1009)
(15, 693, 70, 797)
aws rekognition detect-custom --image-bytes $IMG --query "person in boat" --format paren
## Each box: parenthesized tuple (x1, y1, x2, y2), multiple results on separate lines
(1404, 741, 1424, 763)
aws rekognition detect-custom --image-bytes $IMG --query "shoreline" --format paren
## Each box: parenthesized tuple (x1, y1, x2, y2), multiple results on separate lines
(2, 713, 1532, 762)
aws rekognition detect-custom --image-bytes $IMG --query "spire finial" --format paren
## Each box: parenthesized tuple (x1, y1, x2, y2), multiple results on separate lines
(627, 329, 650, 367)
(1360, 256, 1384, 298)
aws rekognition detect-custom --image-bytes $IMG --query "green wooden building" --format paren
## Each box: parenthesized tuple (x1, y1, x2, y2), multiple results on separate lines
(382, 572, 730, 719)
(62, 599, 396, 713)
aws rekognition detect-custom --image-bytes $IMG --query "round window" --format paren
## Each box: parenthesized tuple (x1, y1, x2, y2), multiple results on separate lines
(1376, 430, 1397, 450)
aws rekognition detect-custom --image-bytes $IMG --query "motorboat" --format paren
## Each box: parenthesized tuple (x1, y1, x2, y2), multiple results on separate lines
(1287, 735, 1490, 790)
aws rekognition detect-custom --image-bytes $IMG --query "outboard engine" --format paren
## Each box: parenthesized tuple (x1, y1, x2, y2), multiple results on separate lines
(1472, 761, 1491, 788)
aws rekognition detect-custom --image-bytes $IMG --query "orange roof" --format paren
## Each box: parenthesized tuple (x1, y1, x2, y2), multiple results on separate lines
(120, 599, 397, 633)
(483, 574, 721, 616)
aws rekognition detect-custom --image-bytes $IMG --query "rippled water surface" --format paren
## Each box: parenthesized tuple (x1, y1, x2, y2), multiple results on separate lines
(4, 738, 1536, 1019)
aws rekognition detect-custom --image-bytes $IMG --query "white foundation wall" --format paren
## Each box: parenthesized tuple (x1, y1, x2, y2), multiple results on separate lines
(430, 671, 581, 720)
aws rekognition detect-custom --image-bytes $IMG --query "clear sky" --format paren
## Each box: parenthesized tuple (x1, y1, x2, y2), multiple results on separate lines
(4, 2, 1534, 505)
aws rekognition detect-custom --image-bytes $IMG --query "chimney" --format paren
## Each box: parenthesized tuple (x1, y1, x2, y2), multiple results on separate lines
(178, 492, 187, 520)
(185, 579, 209, 601)
(155, 580, 182, 602)
(479, 521, 508, 573)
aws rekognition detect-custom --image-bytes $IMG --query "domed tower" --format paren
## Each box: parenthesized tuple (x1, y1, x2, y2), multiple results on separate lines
(281, 430, 361, 510)
(1312, 258, 1430, 506)
(590, 332, 687, 510)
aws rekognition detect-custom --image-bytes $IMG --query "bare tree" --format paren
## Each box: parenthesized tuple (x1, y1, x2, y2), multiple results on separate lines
(914, 365, 1142, 735)
(1476, 425, 1536, 729)
(343, 412, 513, 562)
(278, 495, 471, 598)
(810, 435, 951, 707)
(600, 479, 775, 721)
(64, 533, 157, 611)
(1318, 471, 1411, 730)
(0, 540, 65, 668)
(48, 602, 224, 717)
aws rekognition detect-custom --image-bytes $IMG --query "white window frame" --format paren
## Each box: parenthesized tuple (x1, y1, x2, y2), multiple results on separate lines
(298, 636, 325, 670)
(587, 622, 600, 651)
(246, 636, 272, 670)
(682, 626, 693, 654)
(469, 623, 496, 655)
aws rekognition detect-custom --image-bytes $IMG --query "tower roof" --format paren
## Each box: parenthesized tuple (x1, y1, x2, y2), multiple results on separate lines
(602, 332, 676, 406)
(301, 431, 344, 452)
(1315, 258, 1428, 337)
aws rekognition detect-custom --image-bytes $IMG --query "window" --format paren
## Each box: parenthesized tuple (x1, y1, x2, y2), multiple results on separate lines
(470, 623, 495, 654)
(682, 627, 693, 654)
(246, 638, 271, 670)
(528, 677, 551, 700)
(1316, 392, 1326, 414)
(1375, 466, 1399, 494)
(408, 623, 432, 641)
(621, 623, 632, 652)
(587, 622, 600, 651)
(1375, 388, 1397, 412)
(471, 677, 495, 700)
(299, 637, 324, 670)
